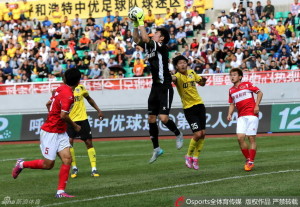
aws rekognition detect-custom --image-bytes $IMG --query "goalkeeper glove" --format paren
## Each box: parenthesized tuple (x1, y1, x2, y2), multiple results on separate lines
(136, 11, 145, 26)
(133, 20, 139, 28)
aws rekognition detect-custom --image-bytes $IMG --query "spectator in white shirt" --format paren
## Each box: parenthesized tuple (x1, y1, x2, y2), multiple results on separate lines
(234, 36, 243, 49)
(220, 10, 230, 24)
(47, 24, 56, 38)
(229, 2, 238, 16)
(235, 48, 244, 63)
(97, 49, 110, 64)
(230, 55, 241, 68)
(5, 75, 14, 84)
(181, 6, 189, 19)
(214, 16, 224, 29)
(207, 24, 218, 36)
(192, 11, 202, 34)
(266, 14, 277, 26)
(202, 64, 214, 74)
(174, 13, 184, 30)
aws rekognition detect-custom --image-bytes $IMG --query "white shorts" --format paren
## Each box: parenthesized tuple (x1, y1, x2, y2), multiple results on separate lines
(236, 116, 259, 136)
(40, 129, 71, 160)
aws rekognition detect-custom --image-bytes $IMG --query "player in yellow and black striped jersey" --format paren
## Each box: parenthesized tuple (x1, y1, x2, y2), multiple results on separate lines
(172, 55, 207, 170)
(67, 84, 104, 178)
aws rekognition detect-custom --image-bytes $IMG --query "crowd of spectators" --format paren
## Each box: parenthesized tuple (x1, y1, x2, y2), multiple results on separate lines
(0, 0, 298, 84)
(174, 0, 300, 74)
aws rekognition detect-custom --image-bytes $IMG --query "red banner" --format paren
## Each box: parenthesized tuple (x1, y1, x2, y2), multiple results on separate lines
(0, 70, 299, 95)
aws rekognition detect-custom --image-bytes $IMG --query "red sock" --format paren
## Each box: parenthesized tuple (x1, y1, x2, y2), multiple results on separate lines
(23, 160, 44, 169)
(241, 149, 250, 159)
(58, 164, 71, 191)
(249, 149, 256, 162)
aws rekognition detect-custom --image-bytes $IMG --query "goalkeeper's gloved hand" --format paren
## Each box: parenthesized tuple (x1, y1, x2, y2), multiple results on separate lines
(136, 11, 145, 26)
(133, 20, 139, 28)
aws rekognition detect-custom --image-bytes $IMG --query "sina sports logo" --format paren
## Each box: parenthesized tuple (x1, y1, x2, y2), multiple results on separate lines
(175, 196, 185, 207)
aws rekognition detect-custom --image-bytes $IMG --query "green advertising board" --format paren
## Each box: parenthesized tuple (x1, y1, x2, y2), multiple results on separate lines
(271, 104, 300, 132)
(0, 115, 22, 141)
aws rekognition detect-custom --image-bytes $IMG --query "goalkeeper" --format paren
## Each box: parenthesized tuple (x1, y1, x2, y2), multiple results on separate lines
(131, 8, 184, 163)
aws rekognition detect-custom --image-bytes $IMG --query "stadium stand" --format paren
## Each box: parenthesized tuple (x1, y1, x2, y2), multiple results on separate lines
(0, 0, 298, 84)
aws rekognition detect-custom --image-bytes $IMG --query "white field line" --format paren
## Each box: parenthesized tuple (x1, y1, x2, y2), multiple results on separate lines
(39, 169, 300, 207)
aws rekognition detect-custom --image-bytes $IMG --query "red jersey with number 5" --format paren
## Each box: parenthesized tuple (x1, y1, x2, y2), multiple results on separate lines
(228, 82, 260, 117)
(41, 85, 74, 133)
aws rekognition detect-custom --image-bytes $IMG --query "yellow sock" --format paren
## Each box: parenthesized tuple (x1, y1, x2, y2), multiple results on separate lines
(193, 139, 205, 158)
(70, 147, 77, 168)
(187, 138, 198, 157)
(87, 147, 96, 169)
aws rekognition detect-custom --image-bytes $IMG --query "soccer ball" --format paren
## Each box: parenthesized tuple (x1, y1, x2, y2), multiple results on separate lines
(128, 7, 143, 21)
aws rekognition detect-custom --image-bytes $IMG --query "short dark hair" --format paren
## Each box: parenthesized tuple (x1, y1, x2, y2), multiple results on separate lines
(64, 69, 81, 86)
(230, 68, 243, 77)
(156, 28, 170, 44)
(172, 55, 188, 66)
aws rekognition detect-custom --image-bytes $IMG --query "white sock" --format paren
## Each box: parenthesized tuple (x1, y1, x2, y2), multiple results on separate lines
(57, 190, 64, 194)
(154, 147, 161, 152)
(20, 161, 24, 168)
(92, 167, 97, 171)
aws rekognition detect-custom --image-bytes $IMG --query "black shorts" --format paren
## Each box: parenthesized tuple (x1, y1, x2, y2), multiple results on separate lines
(184, 104, 206, 133)
(148, 83, 174, 115)
(67, 119, 92, 140)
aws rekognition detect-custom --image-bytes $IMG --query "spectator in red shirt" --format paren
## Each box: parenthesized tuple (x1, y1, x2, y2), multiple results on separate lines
(190, 38, 199, 49)
(224, 37, 235, 51)
(77, 34, 90, 50)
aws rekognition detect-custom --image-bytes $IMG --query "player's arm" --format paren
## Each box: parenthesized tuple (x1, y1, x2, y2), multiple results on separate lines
(254, 91, 263, 114)
(60, 111, 81, 132)
(135, 11, 149, 43)
(85, 95, 104, 120)
(198, 77, 207, 86)
(227, 103, 235, 121)
(46, 100, 52, 112)
(171, 75, 177, 83)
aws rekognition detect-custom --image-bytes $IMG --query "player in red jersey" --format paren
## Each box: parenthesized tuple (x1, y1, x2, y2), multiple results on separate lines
(12, 69, 82, 198)
(227, 68, 263, 171)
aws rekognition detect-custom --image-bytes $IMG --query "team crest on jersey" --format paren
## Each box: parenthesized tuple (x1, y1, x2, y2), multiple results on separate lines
(240, 85, 245, 89)
(188, 74, 193, 79)
(75, 88, 80, 93)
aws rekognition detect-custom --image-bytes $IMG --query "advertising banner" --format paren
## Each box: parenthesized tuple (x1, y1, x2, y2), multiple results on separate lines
(0, 115, 22, 141)
(1, 70, 299, 95)
(271, 104, 300, 132)
(18, 105, 271, 141)
(0, 0, 186, 20)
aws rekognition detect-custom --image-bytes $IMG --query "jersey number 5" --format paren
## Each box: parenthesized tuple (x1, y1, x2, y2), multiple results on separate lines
(45, 147, 49, 155)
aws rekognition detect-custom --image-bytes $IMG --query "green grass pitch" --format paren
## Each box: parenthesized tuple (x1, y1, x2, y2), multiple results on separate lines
(0, 135, 299, 207)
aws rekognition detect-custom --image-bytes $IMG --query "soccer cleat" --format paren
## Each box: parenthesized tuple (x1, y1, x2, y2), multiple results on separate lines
(185, 156, 193, 169)
(91, 170, 100, 177)
(176, 132, 184, 150)
(244, 161, 255, 171)
(192, 158, 199, 170)
(55, 192, 75, 198)
(70, 168, 78, 178)
(149, 149, 164, 164)
(12, 159, 24, 179)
